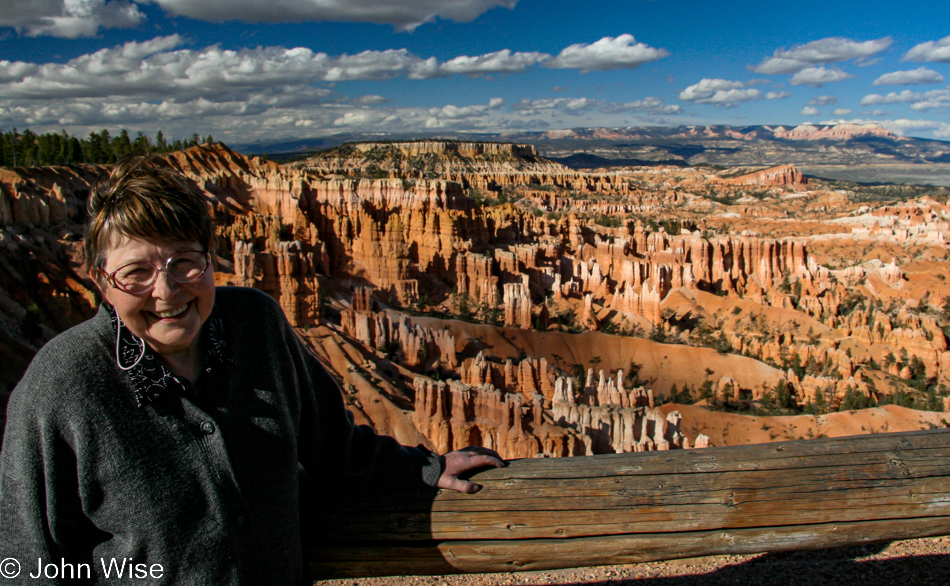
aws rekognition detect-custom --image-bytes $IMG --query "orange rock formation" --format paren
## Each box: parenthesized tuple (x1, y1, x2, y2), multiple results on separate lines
(2, 139, 949, 457)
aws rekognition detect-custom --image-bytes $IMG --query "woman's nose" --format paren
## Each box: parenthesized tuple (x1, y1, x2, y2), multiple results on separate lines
(150, 268, 181, 298)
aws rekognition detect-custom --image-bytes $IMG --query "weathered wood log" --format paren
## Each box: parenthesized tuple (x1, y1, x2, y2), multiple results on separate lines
(308, 429, 950, 578)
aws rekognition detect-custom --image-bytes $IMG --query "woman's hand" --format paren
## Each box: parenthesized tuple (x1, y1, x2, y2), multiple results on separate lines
(437, 446, 506, 493)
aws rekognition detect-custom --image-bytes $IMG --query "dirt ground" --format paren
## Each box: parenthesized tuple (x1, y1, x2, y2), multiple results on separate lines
(314, 536, 950, 586)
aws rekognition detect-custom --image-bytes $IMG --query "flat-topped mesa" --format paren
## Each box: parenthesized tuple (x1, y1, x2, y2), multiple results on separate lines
(717, 164, 807, 187)
(297, 140, 638, 196)
(348, 141, 539, 159)
(770, 123, 896, 141)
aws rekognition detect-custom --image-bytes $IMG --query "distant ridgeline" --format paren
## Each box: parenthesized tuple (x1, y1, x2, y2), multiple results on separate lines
(0, 128, 214, 167)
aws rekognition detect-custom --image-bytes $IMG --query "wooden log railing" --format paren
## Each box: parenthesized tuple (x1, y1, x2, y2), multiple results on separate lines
(308, 429, 950, 578)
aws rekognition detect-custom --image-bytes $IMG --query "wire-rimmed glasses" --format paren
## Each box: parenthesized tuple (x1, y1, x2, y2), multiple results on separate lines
(101, 251, 212, 295)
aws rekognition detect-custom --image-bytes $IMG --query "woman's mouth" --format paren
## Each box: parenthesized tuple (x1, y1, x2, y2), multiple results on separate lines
(153, 301, 191, 319)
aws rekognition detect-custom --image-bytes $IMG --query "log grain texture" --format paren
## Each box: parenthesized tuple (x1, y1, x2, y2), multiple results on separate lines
(308, 429, 950, 578)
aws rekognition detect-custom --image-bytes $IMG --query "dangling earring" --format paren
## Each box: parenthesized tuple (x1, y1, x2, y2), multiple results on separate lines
(115, 316, 146, 370)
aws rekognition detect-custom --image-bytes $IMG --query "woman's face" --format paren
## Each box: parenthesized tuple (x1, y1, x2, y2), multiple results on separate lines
(98, 236, 215, 359)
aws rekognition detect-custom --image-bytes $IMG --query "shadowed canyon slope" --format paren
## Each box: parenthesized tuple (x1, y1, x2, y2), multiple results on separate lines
(2, 140, 950, 456)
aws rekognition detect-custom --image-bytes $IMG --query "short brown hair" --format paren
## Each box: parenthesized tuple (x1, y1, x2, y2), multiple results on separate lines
(84, 155, 213, 272)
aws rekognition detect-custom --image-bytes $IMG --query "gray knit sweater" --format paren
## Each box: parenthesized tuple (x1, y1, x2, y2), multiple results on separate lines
(0, 287, 440, 584)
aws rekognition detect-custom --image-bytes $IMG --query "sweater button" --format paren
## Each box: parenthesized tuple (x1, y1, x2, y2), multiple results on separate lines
(200, 421, 216, 435)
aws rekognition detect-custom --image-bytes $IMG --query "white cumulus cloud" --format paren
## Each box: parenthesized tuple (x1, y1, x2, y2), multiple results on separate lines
(427, 103, 491, 119)
(833, 108, 852, 115)
(0, 0, 145, 38)
(872, 67, 945, 86)
(800, 106, 819, 116)
(440, 50, 548, 75)
(545, 34, 669, 72)
(753, 36, 891, 74)
(418, 98, 506, 128)
(765, 91, 791, 100)
(903, 35, 950, 63)
(790, 66, 854, 87)
(0, 60, 40, 83)
(678, 79, 761, 107)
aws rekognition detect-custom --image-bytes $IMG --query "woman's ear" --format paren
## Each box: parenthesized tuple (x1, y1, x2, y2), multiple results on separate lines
(89, 267, 112, 306)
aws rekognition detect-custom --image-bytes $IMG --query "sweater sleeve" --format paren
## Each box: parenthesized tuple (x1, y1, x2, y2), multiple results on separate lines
(0, 376, 99, 581)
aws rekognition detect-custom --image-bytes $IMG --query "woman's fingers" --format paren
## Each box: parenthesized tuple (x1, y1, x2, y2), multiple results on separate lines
(437, 446, 507, 493)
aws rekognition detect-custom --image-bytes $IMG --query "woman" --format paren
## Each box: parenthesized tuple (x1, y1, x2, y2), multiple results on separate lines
(0, 156, 502, 583)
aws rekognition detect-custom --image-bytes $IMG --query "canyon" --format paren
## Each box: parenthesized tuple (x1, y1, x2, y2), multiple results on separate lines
(2, 140, 949, 458)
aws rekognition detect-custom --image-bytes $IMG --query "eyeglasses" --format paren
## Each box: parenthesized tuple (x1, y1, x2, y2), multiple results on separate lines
(101, 251, 212, 295)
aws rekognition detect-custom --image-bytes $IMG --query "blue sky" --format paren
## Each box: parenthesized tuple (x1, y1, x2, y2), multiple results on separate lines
(2, 0, 950, 144)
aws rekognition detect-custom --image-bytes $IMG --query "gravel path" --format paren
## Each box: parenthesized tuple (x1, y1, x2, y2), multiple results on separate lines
(315, 536, 950, 586)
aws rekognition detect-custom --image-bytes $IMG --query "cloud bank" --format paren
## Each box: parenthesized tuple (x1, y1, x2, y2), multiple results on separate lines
(0, 35, 666, 105)
(861, 88, 950, 112)
(154, 0, 519, 31)
(0, 34, 681, 140)
(0, 0, 144, 38)
(0, 0, 521, 36)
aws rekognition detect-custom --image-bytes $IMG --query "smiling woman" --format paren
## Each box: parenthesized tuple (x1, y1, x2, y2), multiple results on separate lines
(84, 157, 218, 379)
(98, 239, 215, 378)
(0, 155, 503, 584)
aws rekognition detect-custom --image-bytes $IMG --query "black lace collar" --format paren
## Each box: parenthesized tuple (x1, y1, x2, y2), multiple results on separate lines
(106, 304, 231, 408)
